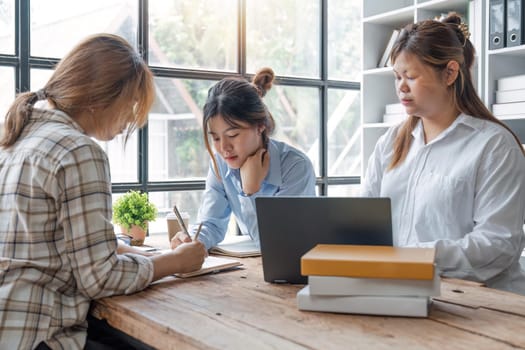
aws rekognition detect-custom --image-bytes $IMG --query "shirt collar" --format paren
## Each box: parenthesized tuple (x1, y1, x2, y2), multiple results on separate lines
(31, 107, 87, 135)
(411, 113, 476, 145)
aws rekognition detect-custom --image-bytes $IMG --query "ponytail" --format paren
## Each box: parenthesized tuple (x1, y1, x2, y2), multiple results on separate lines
(1, 91, 43, 148)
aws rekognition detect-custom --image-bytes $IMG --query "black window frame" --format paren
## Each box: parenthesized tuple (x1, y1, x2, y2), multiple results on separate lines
(2, 0, 361, 197)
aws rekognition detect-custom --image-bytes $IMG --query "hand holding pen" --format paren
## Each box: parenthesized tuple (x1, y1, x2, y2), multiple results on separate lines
(170, 205, 203, 249)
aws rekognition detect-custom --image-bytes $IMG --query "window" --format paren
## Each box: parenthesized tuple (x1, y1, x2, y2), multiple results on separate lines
(0, 0, 362, 233)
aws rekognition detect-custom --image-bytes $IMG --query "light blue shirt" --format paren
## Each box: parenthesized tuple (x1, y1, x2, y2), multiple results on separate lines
(193, 139, 316, 250)
(362, 114, 525, 295)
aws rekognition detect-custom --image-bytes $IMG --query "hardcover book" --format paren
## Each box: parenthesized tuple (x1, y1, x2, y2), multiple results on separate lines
(307, 271, 440, 297)
(495, 88, 525, 104)
(301, 244, 436, 280)
(497, 74, 525, 91)
(297, 285, 430, 317)
(492, 101, 525, 115)
(377, 29, 400, 68)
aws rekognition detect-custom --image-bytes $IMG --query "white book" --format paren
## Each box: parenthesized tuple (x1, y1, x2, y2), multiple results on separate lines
(383, 113, 406, 124)
(308, 271, 440, 297)
(378, 29, 400, 68)
(174, 256, 242, 278)
(492, 101, 525, 115)
(385, 102, 404, 114)
(495, 88, 525, 104)
(497, 74, 525, 92)
(493, 113, 525, 121)
(297, 285, 430, 317)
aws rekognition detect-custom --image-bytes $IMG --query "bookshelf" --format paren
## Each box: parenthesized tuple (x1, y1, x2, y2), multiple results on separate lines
(360, 0, 485, 176)
(484, 42, 525, 143)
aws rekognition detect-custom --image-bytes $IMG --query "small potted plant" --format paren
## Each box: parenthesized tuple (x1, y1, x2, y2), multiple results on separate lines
(113, 190, 157, 246)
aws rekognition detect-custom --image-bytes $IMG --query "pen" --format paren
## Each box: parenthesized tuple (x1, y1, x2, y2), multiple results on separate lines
(172, 205, 190, 237)
(194, 222, 203, 241)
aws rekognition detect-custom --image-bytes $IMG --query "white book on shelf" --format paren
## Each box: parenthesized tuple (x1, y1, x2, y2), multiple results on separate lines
(495, 89, 525, 104)
(494, 113, 525, 121)
(385, 102, 404, 114)
(492, 101, 525, 115)
(497, 74, 525, 92)
(297, 285, 430, 317)
(383, 113, 406, 124)
(308, 271, 440, 297)
(377, 29, 400, 68)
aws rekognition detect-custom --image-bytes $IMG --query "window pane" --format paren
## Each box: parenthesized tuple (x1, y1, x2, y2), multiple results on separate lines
(327, 184, 362, 197)
(246, 0, 320, 78)
(148, 0, 237, 71)
(0, 66, 14, 127)
(30, 69, 53, 90)
(264, 85, 320, 175)
(0, 1, 15, 54)
(328, 0, 362, 81)
(30, 0, 138, 58)
(327, 89, 361, 176)
(98, 135, 139, 183)
(148, 78, 213, 181)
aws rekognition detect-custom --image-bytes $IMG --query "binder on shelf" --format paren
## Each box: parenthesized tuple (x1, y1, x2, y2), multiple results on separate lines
(489, 0, 506, 49)
(377, 29, 400, 68)
(506, 0, 525, 47)
(301, 244, 436, 280)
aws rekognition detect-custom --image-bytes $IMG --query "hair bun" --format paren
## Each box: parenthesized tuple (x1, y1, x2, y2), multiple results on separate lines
(252, 67, 275, 97)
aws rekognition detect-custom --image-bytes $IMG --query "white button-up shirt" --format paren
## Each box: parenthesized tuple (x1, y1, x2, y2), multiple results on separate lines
(363, 114, 525, 294)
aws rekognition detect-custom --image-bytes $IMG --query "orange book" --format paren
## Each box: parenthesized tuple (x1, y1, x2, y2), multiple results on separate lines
(301, 244, 436, 280)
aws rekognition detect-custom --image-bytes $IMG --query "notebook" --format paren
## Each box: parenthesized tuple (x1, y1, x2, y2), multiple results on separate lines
(209, 234, 261, 258)
(255, 197, 393, 284)
(174, 256, 242, 278)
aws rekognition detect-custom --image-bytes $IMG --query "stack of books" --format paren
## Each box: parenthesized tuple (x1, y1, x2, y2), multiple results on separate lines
(297, 244, 440, 317)
(492, 74, 525, 120)
(383, 103, 406, 124)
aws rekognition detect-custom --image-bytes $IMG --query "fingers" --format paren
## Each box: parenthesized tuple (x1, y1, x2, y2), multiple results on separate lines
(170, 231, 192, 249)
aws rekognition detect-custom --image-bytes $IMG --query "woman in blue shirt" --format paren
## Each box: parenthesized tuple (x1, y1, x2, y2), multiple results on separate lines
(171, 68, 316, 250)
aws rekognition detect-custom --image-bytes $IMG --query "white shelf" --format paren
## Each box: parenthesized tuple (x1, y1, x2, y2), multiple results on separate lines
(361, 0, 525, 176)
(363, 122, 399, 128)
(360, 0, 482, 177)
(363, 7, 414, 24)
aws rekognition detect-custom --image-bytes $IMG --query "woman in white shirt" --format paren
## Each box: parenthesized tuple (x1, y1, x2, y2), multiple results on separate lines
(362, 13, 525, 294)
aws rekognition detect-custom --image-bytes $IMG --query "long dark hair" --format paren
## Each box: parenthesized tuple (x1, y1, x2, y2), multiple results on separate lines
(388, 13, 524, 169)
(1, 33, 155, 148)
(202, 67, 276, 177)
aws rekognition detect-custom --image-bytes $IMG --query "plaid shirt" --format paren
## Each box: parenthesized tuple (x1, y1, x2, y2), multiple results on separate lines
(0, 108, 154, 350)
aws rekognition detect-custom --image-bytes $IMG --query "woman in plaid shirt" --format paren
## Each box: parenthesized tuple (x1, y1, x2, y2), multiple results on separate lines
(0, 34, 206, 350)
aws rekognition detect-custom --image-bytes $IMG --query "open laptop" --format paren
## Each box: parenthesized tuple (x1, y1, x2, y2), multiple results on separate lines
(255, 197, 393, 284)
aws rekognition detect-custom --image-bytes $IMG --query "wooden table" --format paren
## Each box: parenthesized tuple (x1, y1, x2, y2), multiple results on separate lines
(90, 250, 525, 350)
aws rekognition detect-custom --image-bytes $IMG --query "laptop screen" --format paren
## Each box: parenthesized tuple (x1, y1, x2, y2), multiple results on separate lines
(255, 196, 393, 284)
